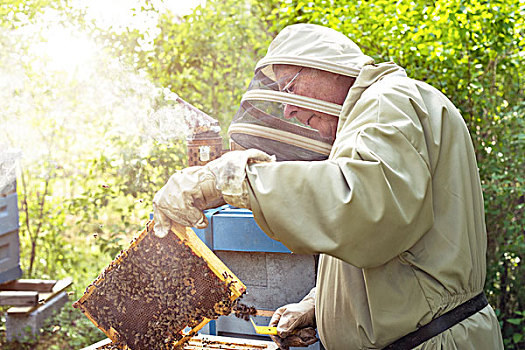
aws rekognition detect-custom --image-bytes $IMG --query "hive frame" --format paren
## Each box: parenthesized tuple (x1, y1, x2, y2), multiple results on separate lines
(74, 220, 246, 349)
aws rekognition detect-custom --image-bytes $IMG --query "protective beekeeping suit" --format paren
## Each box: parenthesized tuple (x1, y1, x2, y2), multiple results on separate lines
(153, 24, 504, 349)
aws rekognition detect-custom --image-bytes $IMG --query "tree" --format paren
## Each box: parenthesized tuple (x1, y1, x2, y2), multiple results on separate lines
(129, 0, 279, 133)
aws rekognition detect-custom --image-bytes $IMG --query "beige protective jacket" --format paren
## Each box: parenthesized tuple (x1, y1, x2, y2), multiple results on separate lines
(245, 62, 503, 349)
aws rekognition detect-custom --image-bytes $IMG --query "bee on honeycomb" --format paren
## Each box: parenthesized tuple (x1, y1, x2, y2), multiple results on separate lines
(74, 221, 246, 350)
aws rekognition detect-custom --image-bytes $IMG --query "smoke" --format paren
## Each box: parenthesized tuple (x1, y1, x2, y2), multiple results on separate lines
(0, 11, 217, 187)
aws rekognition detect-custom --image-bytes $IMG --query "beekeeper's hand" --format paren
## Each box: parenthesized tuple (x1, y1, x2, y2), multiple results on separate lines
(270, 288, 318, 348)
(153, 149, 274, 237)
(271, 327, 318, 349)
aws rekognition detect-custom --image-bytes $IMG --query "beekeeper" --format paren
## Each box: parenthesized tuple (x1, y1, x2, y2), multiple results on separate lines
(153, 24, 504, 349)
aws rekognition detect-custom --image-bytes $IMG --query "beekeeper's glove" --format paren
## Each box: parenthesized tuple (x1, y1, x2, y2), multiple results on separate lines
(153, 149, 274, 237)
(271, 327, 318, 350)
(270, 288, 318, 348)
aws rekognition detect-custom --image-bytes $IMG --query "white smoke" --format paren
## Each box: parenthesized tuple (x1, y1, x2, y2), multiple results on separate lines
(0, 12, 218, 185)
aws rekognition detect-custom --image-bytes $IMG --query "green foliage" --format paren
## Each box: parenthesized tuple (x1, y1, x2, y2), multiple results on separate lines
(271, 0, 523, 122)
(40, 301, 107, 349)
(483, 102, 524, 348)
(1, 1, 190, 347)
(13, 136, 186, 348)
(503, 310, 525, 347)
(66, 137, 187, 254)
(0, 0, 54, 28)
(0, 301, 106, 349)
(128, 0, 279, 132)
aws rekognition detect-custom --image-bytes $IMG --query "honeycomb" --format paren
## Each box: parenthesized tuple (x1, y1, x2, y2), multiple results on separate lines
(73, 221, 246, 350)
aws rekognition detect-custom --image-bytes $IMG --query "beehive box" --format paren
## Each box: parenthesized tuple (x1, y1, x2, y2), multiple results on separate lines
(74, 221, 246, 350)
(193, 206, 316, 344)
(0, 182, 23, 284)
(82, 334, 278, 350)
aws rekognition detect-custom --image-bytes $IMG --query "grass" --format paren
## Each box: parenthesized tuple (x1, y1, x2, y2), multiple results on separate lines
(0, 301, 106, 349)
(0, 219, 134, 349)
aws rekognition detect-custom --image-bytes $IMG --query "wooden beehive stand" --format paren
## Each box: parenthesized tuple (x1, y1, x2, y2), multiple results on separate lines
(0, 277, 72, 313)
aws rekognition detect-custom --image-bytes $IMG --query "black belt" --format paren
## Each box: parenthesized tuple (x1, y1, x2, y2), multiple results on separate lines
(383, 292, 488, 350)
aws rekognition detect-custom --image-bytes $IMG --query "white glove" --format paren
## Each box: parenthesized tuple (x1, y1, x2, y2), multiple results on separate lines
(269, 288, 318, 348)
(270, 288, 316, 336)
(271, 328, 318, 349)
(153, 149, 274, 237)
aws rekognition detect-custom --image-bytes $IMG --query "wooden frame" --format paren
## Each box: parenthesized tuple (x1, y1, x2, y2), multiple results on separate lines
(74, 220, 246, 349)
(81, 334, 278, 350)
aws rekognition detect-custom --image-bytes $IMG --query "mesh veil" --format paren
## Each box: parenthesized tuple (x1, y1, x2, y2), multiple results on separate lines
(228, 68, 342, 161)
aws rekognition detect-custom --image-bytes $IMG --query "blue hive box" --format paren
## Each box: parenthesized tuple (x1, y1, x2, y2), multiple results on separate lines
(192, 205, 317, 347)
(0, 182, 23, 284)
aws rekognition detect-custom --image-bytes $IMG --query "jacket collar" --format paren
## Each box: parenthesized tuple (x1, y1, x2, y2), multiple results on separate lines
(338, 62, 407, 130)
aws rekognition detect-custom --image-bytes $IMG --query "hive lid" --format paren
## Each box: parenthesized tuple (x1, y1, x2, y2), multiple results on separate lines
(74, 221, 246, 350)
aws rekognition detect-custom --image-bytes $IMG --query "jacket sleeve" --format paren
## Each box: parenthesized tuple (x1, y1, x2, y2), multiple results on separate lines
(246, 88, 434, 268)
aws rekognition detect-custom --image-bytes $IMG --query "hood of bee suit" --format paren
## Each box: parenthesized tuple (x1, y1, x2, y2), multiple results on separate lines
(228, 24, 375, 161)
(256, 23, 374, 79)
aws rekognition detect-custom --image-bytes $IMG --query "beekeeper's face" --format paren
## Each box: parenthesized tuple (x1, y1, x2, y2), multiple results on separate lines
(274, 64, 354, 139)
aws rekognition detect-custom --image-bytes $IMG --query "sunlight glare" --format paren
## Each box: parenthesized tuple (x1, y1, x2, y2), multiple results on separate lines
(45, 28, 96, 74)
